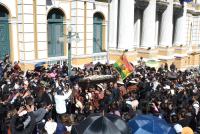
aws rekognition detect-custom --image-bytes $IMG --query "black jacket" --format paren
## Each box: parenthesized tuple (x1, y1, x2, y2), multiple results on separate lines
(10, 112, 36, 134)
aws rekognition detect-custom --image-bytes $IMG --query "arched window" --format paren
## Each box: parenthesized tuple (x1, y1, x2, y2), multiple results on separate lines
(0, 4, 10, 59)
(47, 8, 65, 57)
(93, 12, 105, 53)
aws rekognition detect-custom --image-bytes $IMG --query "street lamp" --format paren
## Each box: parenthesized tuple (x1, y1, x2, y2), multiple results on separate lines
(107, 0, 111, 64)
(59, 25, 80, 77)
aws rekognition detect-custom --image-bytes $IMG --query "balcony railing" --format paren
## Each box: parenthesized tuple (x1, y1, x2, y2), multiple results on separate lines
(20, 52, 107, 67)
(157, 0, 168, 2)
(173, 0, 180, 2)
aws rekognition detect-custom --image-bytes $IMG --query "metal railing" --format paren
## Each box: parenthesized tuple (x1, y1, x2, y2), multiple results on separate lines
(46, 56, 68, 66)
(20, 52, 108, 67)
(173, 0, 180, 3)
(157, 0, 168, 2)
(91, 52, 107, 62)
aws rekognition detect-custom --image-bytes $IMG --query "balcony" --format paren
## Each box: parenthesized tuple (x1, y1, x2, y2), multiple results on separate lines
(20, 52, 107, 67)
(187, 3, 200, 15)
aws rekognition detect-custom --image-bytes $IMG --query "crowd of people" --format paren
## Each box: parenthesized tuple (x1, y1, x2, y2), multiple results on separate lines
(0, 55, 200, 134)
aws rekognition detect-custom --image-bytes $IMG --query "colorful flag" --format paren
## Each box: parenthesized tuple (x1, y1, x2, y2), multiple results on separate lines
(114, 54, 134, 80)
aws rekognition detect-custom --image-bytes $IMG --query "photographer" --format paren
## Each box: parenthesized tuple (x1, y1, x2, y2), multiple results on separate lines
(54, 87, 72, 119)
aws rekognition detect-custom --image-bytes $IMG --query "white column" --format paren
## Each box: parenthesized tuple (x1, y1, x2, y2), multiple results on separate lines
(10, 19, 19, 62)
(134, 8, 142, 48)
(36, 0, 48, 59)
(141, 0, 156, 48)
(159, 2, 173, 47)
(154, 13, 160, 46)
(109, 0, 118, 49)
(173, 4, 187, 46)
(118, 0, 134, 49)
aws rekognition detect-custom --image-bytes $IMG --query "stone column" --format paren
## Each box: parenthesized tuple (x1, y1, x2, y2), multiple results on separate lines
(173, 4, 187, 46)
(10, 18, 19, 62)
(134, 8, 142, 48)
(109, 0, 118, 49)
(118, 0, 134, 50)
(159, 2, 173, 47)
(154, 12, 160, 46)
(141, 0, 156, 48)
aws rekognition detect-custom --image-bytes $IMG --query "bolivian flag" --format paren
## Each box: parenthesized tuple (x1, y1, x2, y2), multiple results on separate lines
(114, 54, 134, 80)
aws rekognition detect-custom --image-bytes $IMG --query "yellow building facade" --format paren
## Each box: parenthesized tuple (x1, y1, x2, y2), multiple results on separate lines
(0, 0, 200, 70)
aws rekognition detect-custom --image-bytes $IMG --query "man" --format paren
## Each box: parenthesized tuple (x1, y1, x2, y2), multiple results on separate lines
(138, 57, 145, 67)
(54, 88, 72, 115)
(170, 62, 176, 72)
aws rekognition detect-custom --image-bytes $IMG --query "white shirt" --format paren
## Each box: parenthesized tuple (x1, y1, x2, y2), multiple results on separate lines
(54, 90, 72, 114)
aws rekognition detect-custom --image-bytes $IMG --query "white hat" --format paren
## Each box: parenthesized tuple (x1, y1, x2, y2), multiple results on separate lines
(129, 80, 138, 84)
(45, 121, 57, 134)
(117, 81, 124, 85)
(174, 124, 182, 133)
(163, 85, 170, 90)
(193, 103, 199, 108)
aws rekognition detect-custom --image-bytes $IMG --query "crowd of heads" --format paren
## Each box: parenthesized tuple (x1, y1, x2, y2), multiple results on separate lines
(0, 55, 200, 133)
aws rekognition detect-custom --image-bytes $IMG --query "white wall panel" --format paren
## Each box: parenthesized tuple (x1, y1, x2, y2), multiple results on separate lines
(24, 33, 34, 42)
(25, 51, 35, 60)
(23, 5, 33, 14)
(24, 24, 34, 32)
(37, 24, 47, 32)
(37, 42, 47, 51)
(24, 42, 34, 51)
(38, 50, 48, 59)
(23, 14, 34, 23)
(37, 33, 47, 41)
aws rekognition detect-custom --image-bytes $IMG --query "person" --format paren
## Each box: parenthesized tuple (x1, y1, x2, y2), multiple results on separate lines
(10, 107, 36, 134)
(164, 63, 168, 71)
(54, 88, 72, 115)
(138, 57, 145, 67)
(44, 116, 57, 134)
(170, 62, 176, 72)
(0, 61, 3, 79)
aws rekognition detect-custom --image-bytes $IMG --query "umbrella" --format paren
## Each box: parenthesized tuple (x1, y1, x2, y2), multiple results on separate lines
(71, 113, 129, 134)
(128, 115, 176, 134)
(35, 61, 46, 68)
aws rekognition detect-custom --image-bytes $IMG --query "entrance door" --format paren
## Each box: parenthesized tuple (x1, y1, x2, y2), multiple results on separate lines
(47, 9, 64, 57)
(0, 5, 10, 60)
(93, 13, 104, 53)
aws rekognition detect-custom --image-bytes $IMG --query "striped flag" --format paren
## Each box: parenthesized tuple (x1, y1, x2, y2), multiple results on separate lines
(114, 54, 134, 80)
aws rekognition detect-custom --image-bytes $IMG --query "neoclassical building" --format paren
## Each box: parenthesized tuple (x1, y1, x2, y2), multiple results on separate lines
(0, 0, 200, 69)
